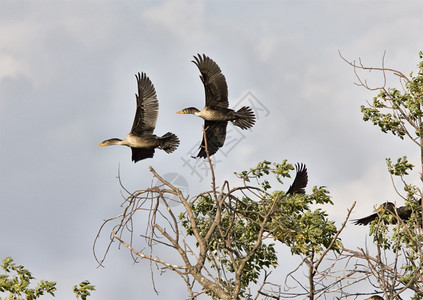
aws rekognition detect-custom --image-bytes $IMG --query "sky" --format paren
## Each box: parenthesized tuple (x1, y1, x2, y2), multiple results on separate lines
(1, 0, 422, 299)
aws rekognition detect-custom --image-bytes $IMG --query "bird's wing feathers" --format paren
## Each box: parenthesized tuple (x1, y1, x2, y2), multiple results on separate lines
(353, 199, 422, 226)
(131, 72, 159, 136)
(352, 213, 378, 226)
(131, 147, 155, 163)
(286, 163, 308, 195)
(197, 121, 227, 158)
(353, 202, 396, 225)
(192, 54, 228, 108)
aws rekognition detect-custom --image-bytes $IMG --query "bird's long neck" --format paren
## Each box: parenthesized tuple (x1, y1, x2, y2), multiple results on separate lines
(104, 138, 123, 146)
(182, 107, 201, 115)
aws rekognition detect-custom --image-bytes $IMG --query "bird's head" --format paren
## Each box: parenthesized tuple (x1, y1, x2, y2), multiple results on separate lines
(375, 202, 395, 214)
(97, 138, 122, 147)
(374, 202, 398, 224)
(177, 107, 200, 115)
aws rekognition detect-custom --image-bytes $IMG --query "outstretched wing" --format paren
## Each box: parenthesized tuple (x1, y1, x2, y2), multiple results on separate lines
(197, 121, 227, 158)
(352, 202, 398, 226)
(130, 72, 159, 136)
(192, 54, 228, 109)
(131, 147, 155, 163)
(286, 163, 308, 195)
(352, 213, 378, 226)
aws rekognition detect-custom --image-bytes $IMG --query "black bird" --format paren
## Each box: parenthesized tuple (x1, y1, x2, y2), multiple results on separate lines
(177, 54, 256, 158)
(353, 199, 422, 226)
(286, 163, 308, 195)
(98, 73, 179, 163)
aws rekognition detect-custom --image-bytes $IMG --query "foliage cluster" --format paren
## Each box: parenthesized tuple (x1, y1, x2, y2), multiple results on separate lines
(178, 160, 343, 298)
(0, 257, 95, 300)
(0, 257, 56, 300)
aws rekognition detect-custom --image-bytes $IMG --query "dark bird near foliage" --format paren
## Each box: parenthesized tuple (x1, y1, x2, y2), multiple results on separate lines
(98, 72, 179, 163)
(286, 163, 308, 195)
(177, 54, 256, 158)
(352, 199, 422, 226)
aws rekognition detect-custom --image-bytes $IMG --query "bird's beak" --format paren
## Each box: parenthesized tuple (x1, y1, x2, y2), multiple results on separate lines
(375, 206, 385, 213)
(176, 110, 185, 114)
(97, 143, 106, 147)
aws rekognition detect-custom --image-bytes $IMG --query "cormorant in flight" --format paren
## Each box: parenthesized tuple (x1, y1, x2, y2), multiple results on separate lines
(98, 73, 179, 163)
(177, 54, 255, 158)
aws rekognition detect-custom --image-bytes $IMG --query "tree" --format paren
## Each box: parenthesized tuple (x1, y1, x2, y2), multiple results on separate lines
(340, 51, 423, 299)
(73, 281, 95, 300)
(95, 152, 347, 299)
(0, 257, 56, 300)
(0, 257, 95, 300)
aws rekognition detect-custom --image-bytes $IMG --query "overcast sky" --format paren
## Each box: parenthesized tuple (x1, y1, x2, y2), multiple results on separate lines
(1, 1, 423, 299)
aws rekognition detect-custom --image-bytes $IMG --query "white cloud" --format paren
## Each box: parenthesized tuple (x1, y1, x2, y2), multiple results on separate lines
(0, 55, 22, 80)
(140, 0, 208, 44)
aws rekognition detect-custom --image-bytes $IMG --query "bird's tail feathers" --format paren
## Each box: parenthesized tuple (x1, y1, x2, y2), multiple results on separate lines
(159, 132, 180, 153)
(233, 106, 256, 129)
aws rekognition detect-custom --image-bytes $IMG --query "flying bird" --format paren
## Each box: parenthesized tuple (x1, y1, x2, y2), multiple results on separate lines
(177, 54, 256, 158)
(352, 199, 422, 226)
(286, 163, 308, 195)
(98, 72, 179, 163)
